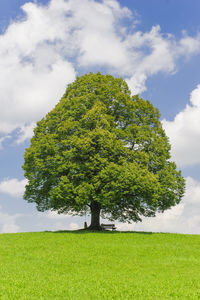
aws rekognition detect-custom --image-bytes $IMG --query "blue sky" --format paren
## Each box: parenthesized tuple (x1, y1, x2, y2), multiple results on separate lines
(0, 0, 200, 234)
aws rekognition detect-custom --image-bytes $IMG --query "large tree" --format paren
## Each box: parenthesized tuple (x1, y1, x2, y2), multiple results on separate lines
(23, 72, 185, 230)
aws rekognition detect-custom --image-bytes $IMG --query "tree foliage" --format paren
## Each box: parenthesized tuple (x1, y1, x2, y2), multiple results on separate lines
(23, 73, 185, 229)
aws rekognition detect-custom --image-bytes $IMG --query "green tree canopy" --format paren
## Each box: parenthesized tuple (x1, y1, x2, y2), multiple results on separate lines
(23, 72, 185, 230)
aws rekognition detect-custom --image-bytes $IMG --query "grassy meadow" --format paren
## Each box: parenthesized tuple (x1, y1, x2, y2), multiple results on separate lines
(0, 231, 199, 299)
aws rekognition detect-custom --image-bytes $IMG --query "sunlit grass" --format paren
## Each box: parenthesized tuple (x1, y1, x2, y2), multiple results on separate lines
(0, 231, 199, 299)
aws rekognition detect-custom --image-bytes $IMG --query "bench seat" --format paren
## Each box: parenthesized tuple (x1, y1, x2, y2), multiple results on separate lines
(101, 223, 116, 231)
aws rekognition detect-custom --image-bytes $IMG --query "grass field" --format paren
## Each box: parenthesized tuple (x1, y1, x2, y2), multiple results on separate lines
(0, 231, 199, 299)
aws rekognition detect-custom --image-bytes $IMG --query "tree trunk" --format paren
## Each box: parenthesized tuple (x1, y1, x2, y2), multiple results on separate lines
(88, 201, 102, 230)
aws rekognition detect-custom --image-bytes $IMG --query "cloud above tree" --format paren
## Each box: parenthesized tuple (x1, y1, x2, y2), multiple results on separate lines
(0, 0, 200, 145)
(163, 84, 200, 167)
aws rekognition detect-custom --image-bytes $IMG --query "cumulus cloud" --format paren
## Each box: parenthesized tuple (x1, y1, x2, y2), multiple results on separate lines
(126, 27, 200, 94)
(69, 222, 79, 230)
(0, 0, 200, 147)
(22, 211, 80, 232)
(117, 176, 200, 234)
(0, 0, 76, 139)
(1, 223, 20, 234)
(15, 122, 35, 144)
(178, 31, 200, 56)
(117, 204, 185, 233)
(163, 84, 200, 167)
(184, 176, 200, 204)
(0, 206, 21, 233)
(0, 178, 27, 197)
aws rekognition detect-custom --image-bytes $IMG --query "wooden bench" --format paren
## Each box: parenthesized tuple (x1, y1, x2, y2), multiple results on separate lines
(101, 223, 116, 231)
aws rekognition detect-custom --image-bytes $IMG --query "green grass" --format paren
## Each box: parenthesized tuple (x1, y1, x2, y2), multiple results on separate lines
(0, 231, 199, 299)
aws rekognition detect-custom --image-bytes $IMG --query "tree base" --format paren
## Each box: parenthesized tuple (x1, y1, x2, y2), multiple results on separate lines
(86, 225, 103, 231)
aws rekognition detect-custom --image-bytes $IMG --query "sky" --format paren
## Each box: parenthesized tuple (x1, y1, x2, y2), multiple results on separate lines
(0, 0, 200, 234)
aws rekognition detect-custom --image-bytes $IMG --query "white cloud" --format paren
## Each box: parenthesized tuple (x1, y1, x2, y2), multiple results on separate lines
(163, 84, 200, 167)
(47, 211, 80, 230)
(0, 206, 21, 233)
(0, 178, 27, 197)
(69, 222, 79, 230)
(184, 176, 200, 204)
(0, 0, 76, 138)
(178, 31, 200, 56)
(15, 122, 35, 144)
(20, 211, 80, 232)
(50, 222, 68, 231)
(126, 27, 200, 94)
(116, 203, 185, 233)
(117, 176, 200, 234)
(0, 0, 200, 145)
(1, 223, 20, 234)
